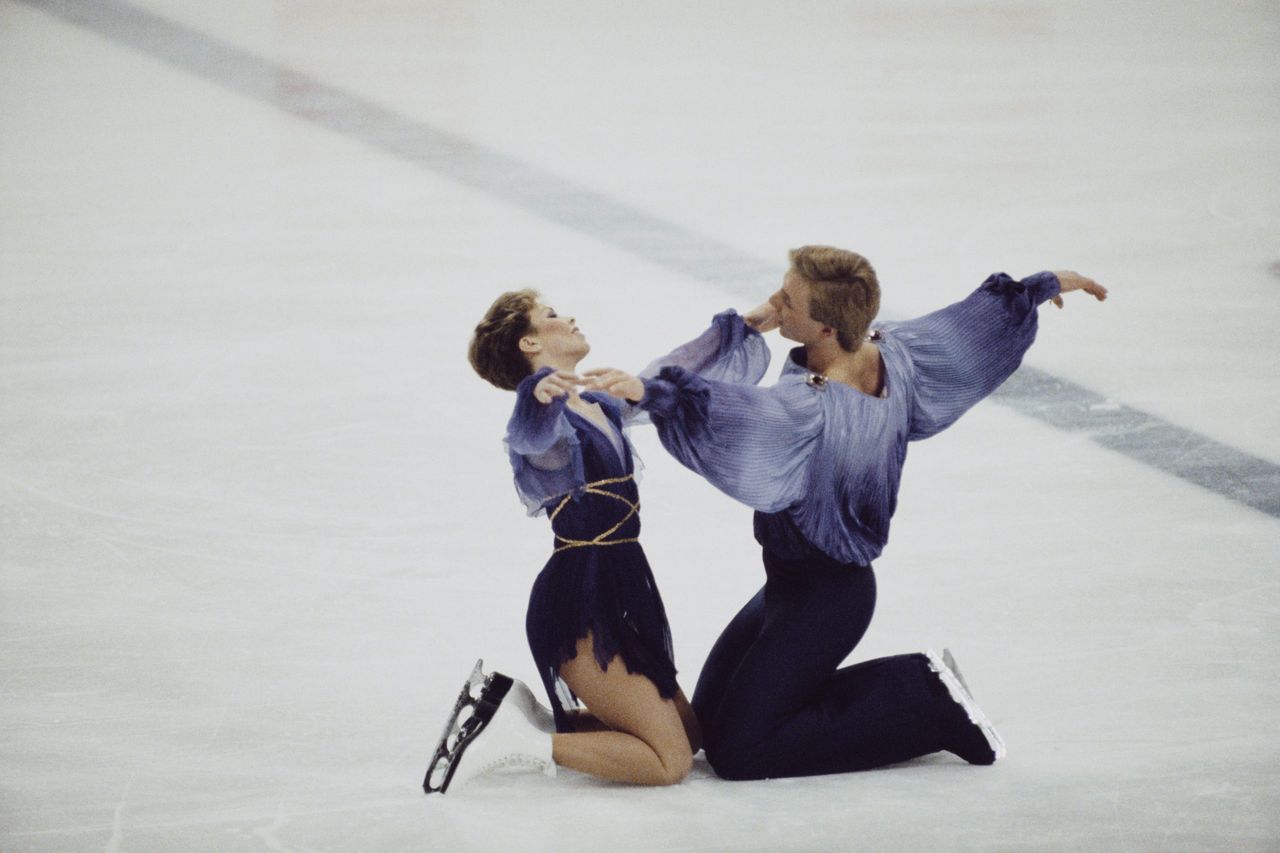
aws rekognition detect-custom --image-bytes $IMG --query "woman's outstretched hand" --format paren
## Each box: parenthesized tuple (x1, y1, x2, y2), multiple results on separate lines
(1050, 271, 1108, 308)
(533, 370, 580, 404)
(581, 368, 645, 403)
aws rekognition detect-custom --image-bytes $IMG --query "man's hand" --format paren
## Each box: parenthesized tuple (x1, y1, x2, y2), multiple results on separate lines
(744, 297, 780, 333)
(1050, 271, 1108, 308)
(533, 370, 580, 404)
(580, 367, 645, 403)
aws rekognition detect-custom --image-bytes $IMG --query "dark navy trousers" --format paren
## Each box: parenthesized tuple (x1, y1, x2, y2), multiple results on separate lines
(692, 548, 956, 779)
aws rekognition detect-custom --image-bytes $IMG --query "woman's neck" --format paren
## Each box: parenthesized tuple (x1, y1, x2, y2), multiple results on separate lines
(533, 355, 583, 400)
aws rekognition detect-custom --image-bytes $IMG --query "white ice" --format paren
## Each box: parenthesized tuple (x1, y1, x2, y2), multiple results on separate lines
(2, 1, 1278, 850)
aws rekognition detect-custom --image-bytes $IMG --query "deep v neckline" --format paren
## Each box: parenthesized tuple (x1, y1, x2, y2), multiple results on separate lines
(566, 397, 626, 467)
(568, 398, 613, 436)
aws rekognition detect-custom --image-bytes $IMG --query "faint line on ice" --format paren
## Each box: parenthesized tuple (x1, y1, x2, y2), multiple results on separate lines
(3, 474, 428, 549)
(250, 798, 291, 853)
(4, 795, 421, 838)
(103, 778, 132, 853)
(17, 0, 1280, 520)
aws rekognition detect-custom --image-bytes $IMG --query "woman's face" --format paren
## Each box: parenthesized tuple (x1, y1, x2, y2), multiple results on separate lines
(523, 301, 589, 365)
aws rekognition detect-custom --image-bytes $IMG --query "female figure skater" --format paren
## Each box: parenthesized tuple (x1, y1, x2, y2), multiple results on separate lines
(425, 289, 769, 793)
(583, 247, 1107, 780)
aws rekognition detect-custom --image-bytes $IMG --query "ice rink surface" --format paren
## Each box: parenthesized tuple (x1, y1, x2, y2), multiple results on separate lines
(2, 1, 1278, 850)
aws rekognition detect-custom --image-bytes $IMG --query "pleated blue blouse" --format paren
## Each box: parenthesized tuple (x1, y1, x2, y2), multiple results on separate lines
(638, 272, 1062, 566)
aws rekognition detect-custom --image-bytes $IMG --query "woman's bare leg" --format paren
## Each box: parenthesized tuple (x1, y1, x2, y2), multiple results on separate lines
(563, 688, 699, 750)
(566, 700, 698, 751)
(563, 709, 610, 733)
(673, 690, 703, 754)
(551, 635, 694, 786)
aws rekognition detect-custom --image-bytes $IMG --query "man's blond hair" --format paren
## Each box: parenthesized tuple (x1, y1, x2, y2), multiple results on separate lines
(789, 245, 880, 352)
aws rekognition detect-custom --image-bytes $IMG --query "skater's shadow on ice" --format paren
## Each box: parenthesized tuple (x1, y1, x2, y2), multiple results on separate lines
(434, 751, 961, 799)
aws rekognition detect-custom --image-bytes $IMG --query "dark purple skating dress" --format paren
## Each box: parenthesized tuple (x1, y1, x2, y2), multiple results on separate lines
(509, 370, 675, 732)
(504, 311, 771, 732)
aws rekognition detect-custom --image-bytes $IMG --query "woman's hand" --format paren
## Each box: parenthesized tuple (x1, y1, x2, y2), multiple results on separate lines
(580, 368, 645, 403)
(1050, 271, 1108, 308)
(744, 298, 781, 333)
(533, 370, 580, 404)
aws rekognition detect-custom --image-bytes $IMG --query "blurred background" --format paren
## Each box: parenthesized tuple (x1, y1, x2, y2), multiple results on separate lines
(2, 1, 1277, 850)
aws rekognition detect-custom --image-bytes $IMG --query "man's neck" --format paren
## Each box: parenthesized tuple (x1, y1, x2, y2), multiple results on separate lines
(803, 339, 856, 377)
(804, 339, 882, 395)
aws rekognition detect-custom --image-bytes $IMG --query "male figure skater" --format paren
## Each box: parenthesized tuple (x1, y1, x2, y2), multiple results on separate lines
(584, 245, 1107, 779)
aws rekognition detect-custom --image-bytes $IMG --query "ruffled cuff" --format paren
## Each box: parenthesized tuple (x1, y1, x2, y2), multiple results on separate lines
(710, 308, 761, 355)
(639, 366, 712, 439)
(506, 366, 571, 455)
(979, 271, 1061, 318)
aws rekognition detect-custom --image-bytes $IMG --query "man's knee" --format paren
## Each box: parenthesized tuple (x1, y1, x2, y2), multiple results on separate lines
(704, 734, 768, 782)
(705, 747, 766, 781)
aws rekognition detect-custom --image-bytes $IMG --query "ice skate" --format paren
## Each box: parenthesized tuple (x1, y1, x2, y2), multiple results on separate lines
(925, 648, 1006, 764)
(942, 648, 969, 694)
(507, 675, 557, 734)
(423, 659, 555, 794)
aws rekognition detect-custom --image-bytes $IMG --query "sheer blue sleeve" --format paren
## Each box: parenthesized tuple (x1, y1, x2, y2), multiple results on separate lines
(638, 309, 771, 384)
(504, 366, 585, 516)
(623, 310, 772, 424)
(639, 366, 823, 512)
(885, 271, 1060, 440)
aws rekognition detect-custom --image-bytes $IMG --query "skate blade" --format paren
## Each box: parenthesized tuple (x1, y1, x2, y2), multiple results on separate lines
(942, 648, 970, 695)
(423, 661, 515, 794)
(926, 648, 1006, 760)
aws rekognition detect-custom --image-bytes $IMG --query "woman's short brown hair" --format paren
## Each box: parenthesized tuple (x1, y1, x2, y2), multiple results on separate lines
(468, 289, 540, 390)
(789, 245, 880, 352)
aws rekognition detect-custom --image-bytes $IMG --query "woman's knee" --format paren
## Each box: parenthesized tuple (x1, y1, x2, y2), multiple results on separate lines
(653, 741, 694, 785)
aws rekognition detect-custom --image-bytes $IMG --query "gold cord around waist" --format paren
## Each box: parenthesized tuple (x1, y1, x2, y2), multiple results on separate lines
(550, 474, 640, 553)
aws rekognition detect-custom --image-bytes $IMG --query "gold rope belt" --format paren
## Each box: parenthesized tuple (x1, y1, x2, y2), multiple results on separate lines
(549, 474, 640, 554)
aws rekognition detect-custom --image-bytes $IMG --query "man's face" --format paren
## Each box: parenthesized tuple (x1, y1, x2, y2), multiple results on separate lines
(772, 272, 825, 344)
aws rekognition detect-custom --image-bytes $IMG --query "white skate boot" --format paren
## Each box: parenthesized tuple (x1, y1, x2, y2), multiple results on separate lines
(507, 676, 557, 734)
(423, 660, 556, 795)
(925, 648, 1007, 763)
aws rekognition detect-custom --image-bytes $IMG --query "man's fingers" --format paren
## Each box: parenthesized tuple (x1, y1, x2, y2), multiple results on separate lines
(1051, 273, 1108, 307)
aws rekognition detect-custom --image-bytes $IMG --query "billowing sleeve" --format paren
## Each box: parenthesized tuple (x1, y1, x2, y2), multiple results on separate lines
(639, 366, 822, 512)
(504, 367, 585, 516)
(639, 309, 771, 384)
(623, 310, 771, 424)
(886, 271, 1060, 440)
